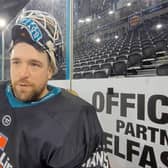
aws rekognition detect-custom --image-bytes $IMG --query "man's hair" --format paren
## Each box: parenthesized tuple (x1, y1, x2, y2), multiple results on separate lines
(11, 10, 63, 75)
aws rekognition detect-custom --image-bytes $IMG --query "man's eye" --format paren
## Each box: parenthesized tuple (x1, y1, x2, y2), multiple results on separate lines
(31, 63, 41, 67)
(12, 61, 20, 64)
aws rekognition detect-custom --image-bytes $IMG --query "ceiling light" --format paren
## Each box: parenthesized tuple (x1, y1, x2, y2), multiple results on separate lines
(78, 19, 85, 23)
(108, 10, 114, 15)
(95, 38, 101, 43)
(127, 2, 132, 7)
(114, 35, 119, 39)
(156, 23, 163, 30)
(85, 18, 92, 23)
(0, 18, 6, 28)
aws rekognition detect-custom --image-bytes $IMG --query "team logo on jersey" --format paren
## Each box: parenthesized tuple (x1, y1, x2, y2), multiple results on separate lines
(0, 133, 13, 168)
(2, 115, 12, 127)
(0, 151, 13, 168)
(0, 133, 8, 151)
(82, 146, 110, 168)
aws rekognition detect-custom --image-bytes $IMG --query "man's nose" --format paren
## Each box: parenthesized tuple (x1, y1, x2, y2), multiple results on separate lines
(20, 64, 30, 78)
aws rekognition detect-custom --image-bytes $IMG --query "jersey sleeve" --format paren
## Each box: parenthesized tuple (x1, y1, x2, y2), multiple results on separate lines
(81, 105, 111, 168)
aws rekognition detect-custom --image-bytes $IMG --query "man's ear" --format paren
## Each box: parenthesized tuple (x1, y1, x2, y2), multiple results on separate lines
(48, 66, 53, 80)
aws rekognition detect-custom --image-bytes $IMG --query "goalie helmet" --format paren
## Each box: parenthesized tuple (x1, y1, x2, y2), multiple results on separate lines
(11, 10, 63, 75)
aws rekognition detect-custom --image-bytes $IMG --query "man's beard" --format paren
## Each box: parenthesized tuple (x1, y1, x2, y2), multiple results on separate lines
(11, 80, 46, 102)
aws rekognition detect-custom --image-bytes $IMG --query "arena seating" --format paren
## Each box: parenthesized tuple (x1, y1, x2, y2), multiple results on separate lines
(156, 64, 168, 75)
(72, 13, 168, 79)
(46, 9, 167, 80)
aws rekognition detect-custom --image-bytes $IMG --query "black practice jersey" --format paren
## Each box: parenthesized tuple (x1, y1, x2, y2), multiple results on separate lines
(0, 81, 110, 168)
